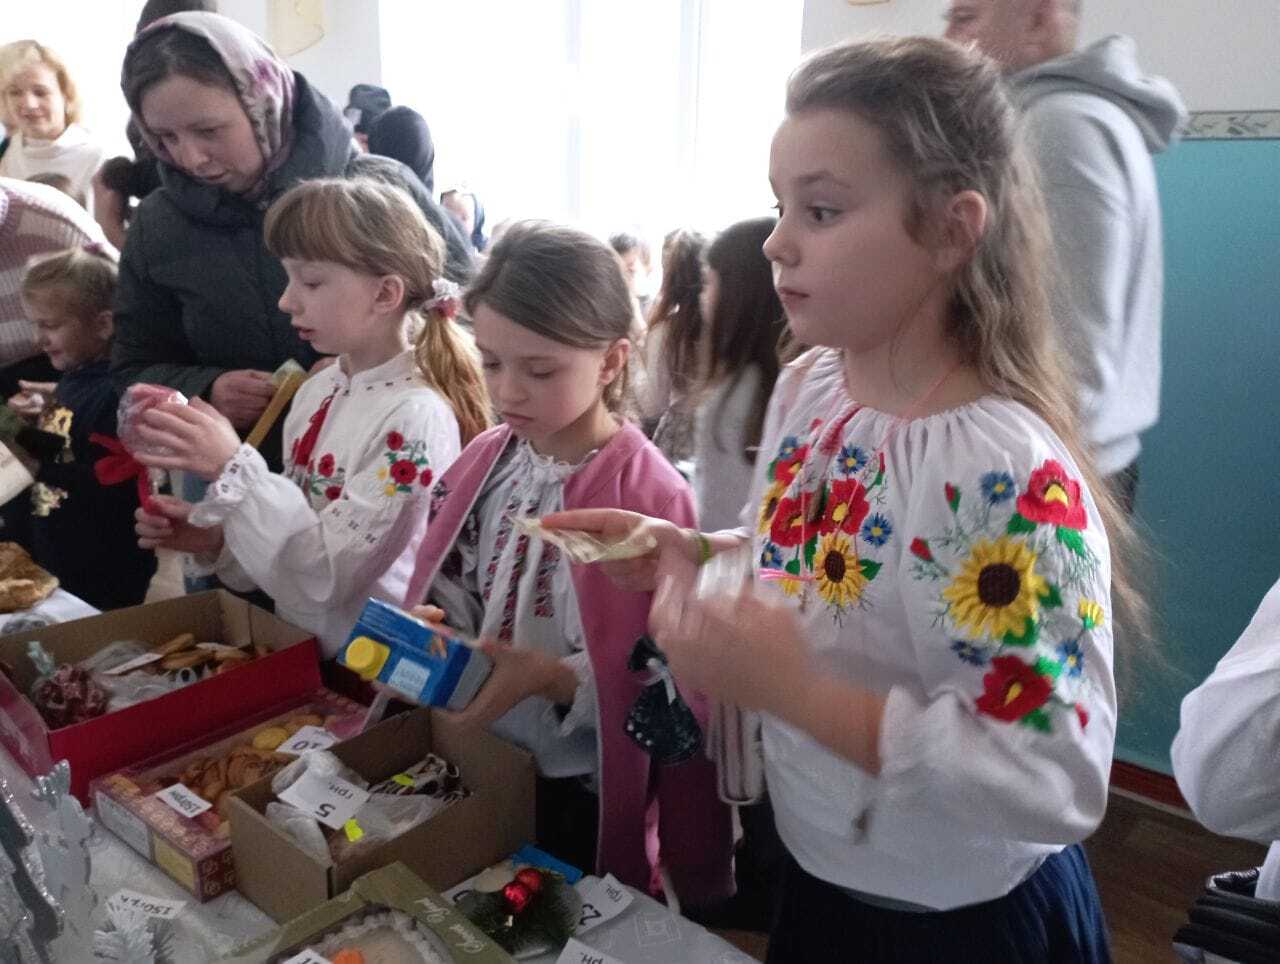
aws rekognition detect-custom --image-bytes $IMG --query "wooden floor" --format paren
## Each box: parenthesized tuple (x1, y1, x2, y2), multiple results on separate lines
(715, 791, 1268, 962)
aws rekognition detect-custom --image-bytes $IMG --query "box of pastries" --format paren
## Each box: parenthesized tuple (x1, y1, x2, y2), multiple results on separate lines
(90, 690, 365, 901)
(0, 590, 323, 800)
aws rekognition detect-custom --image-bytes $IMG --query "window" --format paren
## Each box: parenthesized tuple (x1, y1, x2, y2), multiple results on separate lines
(379, 0, 802, 236)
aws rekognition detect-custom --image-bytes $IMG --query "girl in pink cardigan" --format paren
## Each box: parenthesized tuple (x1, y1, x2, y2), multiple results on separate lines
(402, 222, 733, 908)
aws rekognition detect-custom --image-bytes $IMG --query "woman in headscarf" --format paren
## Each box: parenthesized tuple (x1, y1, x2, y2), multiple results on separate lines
(111, 11, 474, 469)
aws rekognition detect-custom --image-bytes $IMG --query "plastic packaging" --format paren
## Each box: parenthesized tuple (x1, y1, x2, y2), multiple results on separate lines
(511, 515, 657, 564)
(695, 542, 766, 804)
(117, 383, 188, 502)
(265, 801, 330, 861)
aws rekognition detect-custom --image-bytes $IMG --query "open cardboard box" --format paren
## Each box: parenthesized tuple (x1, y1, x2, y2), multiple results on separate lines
(90, 688, 365, 901)
(0, 590, 320, 801)
(230, 707, 536, 923)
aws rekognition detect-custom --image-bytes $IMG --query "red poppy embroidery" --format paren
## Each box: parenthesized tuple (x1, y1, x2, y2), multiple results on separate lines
(774, 445, 809, 486)
(325, 485, 342, 501)
(317, 453, 336, 477)
(820, 478, 869, 536)
(1016, 460, 1087, 530)
(419, 468, 433, 488)
(1075, 704, 1089, 730)
(386, 431, 404, 451)
(292, 390, 338, 468)
(910, 538, 933, 562)
(975, 655, 1053, 722)
(390, 459, 418, 485)
(769, 494, 809, 548)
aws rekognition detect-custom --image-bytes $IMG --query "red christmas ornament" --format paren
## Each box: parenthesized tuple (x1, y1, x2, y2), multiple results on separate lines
(514, 868, 546, 896)
(502, 881, 533, 916)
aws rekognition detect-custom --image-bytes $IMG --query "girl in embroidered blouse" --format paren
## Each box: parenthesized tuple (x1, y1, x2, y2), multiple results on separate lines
(131, 177, 490, 656)
(400, 221, 733, 908)
(550, 37, 1144, 961)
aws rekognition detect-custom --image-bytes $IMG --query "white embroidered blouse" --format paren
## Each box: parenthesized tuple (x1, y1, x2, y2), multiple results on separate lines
(427, 438, 599, 780)
(191, 351, 461, 657)
(744, 348, 1115, 910)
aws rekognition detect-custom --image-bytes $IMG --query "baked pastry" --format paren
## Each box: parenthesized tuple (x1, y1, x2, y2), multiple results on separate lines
(0, 542, 58, 613)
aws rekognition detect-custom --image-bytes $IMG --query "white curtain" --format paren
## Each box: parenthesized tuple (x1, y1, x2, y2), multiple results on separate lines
(379, 0, 802, 238)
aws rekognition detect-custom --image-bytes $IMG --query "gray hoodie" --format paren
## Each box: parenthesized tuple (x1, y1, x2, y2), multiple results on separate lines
(1013, 34, 1188, 475)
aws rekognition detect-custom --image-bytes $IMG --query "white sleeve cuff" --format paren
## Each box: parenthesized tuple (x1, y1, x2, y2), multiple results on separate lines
(189, 445, 270, 528)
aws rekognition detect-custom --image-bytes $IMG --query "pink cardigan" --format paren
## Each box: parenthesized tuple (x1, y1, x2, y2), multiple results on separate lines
(403, 422, 734, 905)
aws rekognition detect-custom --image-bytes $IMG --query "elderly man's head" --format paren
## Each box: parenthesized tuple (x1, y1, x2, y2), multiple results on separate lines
(944, 0, 1081, 72)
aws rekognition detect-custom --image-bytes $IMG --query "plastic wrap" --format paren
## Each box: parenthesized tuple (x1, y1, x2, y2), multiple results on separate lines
(695, 542, 765, 803)
(117, 383, 188, 502)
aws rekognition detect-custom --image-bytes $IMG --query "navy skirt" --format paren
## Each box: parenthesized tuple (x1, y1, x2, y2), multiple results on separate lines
(766, 844, 1111, 963)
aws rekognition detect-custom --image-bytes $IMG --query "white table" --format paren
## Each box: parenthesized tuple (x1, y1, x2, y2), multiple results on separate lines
(0, 590, 757, 963)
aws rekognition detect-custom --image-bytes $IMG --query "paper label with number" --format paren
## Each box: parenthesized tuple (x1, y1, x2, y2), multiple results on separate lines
(106, 889, 186, 920)
(278, 770, 370, 830)
(281, 950, 330, 964)
(555, 938, 626, 964)
(278, 725, 337, 757)
(281, 951, 331, 964)
(573, 874, 633, 934)
(155, 782, 212, 819)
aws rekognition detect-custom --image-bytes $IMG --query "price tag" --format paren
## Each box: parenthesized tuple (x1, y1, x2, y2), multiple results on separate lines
(278, 725, 337, 757)
(106, 889, 186, 920)
(555, 938, 626, 964)
(278, 771, 369, 830)
(155, 782, 212, 819)
(281, 951, 330, 964)
(102, 652, 163, 675)
(573, 874, 633, 934)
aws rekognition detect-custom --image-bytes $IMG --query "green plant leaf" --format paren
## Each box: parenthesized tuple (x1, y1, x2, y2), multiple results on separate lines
(1007, 513, 1037, 535)
(1056, 526, 1086, 557)
(1002, 617, 1039, 648)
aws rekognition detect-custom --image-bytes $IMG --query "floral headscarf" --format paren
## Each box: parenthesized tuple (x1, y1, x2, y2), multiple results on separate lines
(122, 11, 297, 195)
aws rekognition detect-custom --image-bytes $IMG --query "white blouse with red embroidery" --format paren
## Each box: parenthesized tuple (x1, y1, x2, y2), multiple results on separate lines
(744, 348, 1116, 910)
(190, 350, 461, 656)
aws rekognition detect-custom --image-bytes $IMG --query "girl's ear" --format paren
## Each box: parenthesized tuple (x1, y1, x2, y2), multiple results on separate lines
(92, 309, 114, 342)
(933, 189, 988, 273)
(373, 274, 407, 314)
(599, 338, 631, 389)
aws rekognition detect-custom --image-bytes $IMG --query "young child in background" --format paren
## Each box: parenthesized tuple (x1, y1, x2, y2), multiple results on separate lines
(693, 216, 788, 531)
(10, 245, 156, 609)
(401, 221, 733, 908)
(551, 37, 1140, 961)
(133, 178, 489, 656)
(637, 228, 706, 464)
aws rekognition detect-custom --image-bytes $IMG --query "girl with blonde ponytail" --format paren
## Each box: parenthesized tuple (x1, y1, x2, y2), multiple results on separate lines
(132, 177, 490, 657)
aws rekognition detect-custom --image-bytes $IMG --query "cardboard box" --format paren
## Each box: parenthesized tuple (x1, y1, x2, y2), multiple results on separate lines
(90, 689, 365, 901)
(230, 707, 536, 923)
(0, 590, 321, 801)
(221, 861, 515, 963)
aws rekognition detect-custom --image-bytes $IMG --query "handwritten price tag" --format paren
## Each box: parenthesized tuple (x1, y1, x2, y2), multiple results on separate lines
(555, 938, 626, 964)
(155, 782, 212, 819)
(278, 771, 369, 829)
(281, 951, 330, 964)
(574, 874, 633, 934)
(106, 889, 186, 920)
(278, 725, 337, 757)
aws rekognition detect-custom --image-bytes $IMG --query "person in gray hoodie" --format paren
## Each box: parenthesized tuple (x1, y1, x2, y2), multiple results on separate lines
(945, 0, 1186, 511)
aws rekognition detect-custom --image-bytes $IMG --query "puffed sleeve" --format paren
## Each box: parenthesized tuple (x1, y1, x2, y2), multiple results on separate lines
(864, 419, 1116, 860)
(1172, 576, 1280, 841)
(190, 393, 461, 611)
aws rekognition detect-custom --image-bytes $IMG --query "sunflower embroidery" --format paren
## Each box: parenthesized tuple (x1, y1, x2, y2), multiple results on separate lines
(943, 537, 1048, 640)
(813, 532, 868, 608)
(912, 462, 1104, 733)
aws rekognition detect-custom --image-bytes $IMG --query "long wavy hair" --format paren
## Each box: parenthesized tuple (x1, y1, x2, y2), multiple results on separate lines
(786, 36, 1149, 653)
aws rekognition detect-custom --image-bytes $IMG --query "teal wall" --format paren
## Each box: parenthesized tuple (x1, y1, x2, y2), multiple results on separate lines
(1115, 138, 1280, 773)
